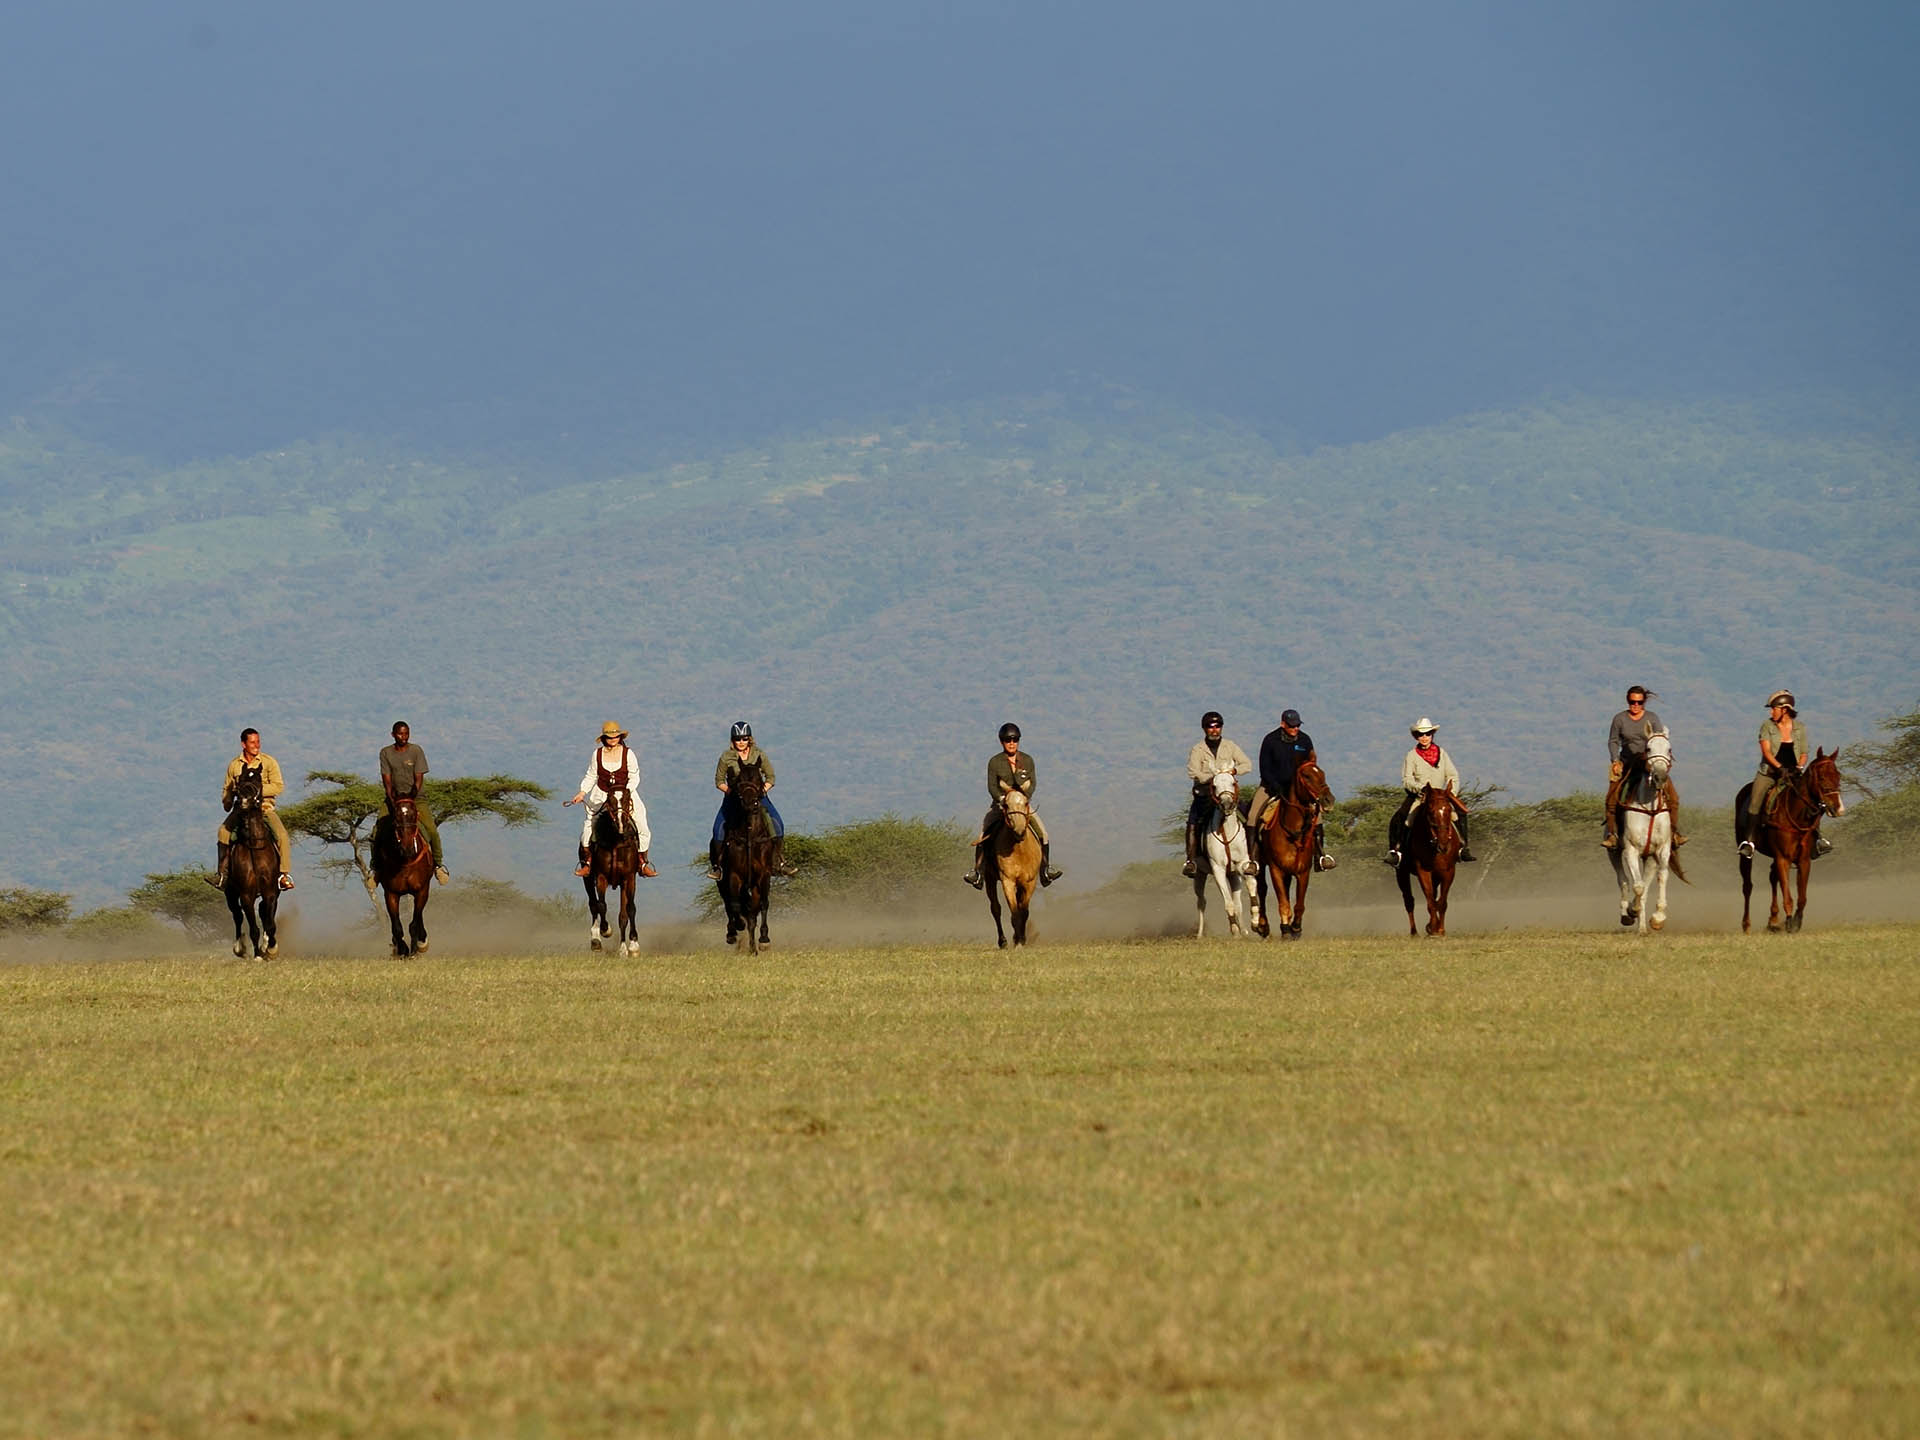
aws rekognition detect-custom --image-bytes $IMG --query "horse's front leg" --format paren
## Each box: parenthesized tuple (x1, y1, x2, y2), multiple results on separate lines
(1648, 847, 1669, 932)
(1739, 856, 1754, 933)
(1010, 879, 1031, 947)
(1397, 867, 1418, 936)
(1193, 871, 1208, 939)
(260, 894, 279, 958)
(988, 876, 1006, 948)
(1419, 868, 1442, 936)
(621, 876, 639, 955)
(1768, 853, 1788, 932)
(1790, 852, 1811, 933)
(385, 889, 408, 956)
(1289, 869, 1310, 936)
(411, 887, 430, 954)
(757, 879, 770, 948)
(229, 891, 248, 958)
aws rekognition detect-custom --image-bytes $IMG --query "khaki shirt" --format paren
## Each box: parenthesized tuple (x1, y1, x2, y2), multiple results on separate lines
(717, 744, 775, 788)
(223, 753, 286, 810)
(1402, 745, 1460, 797)
(1758, 717, 1813, 773)
(987, 750, 1036, 803)
(1187, 737, 1253, 785)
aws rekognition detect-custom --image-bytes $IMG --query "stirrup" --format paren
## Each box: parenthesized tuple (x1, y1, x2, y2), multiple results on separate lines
(277, 873, 295, 891)
(1383, 849, 1401, 867)
(1315, 854, 1337, 871)
(1737, 840, 1756, 858)
(1814, 835, 1833, 858)
(205, 872, 226, 890)
(1601, 833, 1622, 850)
(1040, 865, 1063, 887)
(433, 865, 451, 884)
(638, 858, 658, 878)
(1238, 859, 1259, 876)
(1180, 859, 1198, 878)
(704, 865, 722, 880)
(573, 864, 591, 877)
(962, 869, 983, 890)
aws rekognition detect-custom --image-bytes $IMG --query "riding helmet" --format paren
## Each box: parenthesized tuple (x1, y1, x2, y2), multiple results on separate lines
(1281, 708, 1302, 727)
(731, 720, 753, 741)
(1201, 711, 1224, 729)
(998, 722, 1021, 743)
(1766, 689, 1796, 712)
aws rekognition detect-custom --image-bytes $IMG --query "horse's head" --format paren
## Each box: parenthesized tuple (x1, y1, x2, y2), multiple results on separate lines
(1000, 789, 1033, 838)
(391, 794, 421, 848)
(1294, 760, 1334, 806)
(1418, 784, 1457, 845)
(1209, 770, 1240, 814)
(231, 764, 265, 810)
(731, 759, 766, 811)
(1644, 731, 1674, 783)
(1807, 748, 1845, 818)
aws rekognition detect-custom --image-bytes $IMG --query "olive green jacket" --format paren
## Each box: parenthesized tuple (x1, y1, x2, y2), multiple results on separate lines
(987, 751, 1036, 803)
(717, 744, 775, 788)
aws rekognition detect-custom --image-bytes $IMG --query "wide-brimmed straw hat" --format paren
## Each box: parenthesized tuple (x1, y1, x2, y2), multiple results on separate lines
(1410, 717, 1438, 736)
(1765, 690, 1796, 710)
(599, 721, 628, 739)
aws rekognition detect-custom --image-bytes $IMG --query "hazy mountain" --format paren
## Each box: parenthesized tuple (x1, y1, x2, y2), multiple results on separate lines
(5, 386, 1916, 906)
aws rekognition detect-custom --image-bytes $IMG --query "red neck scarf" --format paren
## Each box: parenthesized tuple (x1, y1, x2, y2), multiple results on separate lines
(1415, 741, 1441, 766)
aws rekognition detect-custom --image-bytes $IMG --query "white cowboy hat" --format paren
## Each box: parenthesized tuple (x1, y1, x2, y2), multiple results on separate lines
(1409, 717, 1438, 736)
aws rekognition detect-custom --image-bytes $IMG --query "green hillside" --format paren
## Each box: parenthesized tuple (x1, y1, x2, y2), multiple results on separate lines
(3, 387, 1916, 903)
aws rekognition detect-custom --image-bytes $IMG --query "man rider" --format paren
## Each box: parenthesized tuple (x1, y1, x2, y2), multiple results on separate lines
(564, 721, 658, 878)
(1738, 689, 1833, 859)
(1248, 708, 1338, 872)
(381, 720, 450, 884)
(1384, 718, 1476, 866)
(705, 721, 799, 879)
(963, 722, 1064, 889)
(208, 727, 295, 891)
(1603, 685, 1687, 850)
(1183, 711, 1253, 878)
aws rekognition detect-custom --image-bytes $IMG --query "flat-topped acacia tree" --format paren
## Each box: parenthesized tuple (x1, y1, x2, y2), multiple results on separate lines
(281, 772, 549, 915)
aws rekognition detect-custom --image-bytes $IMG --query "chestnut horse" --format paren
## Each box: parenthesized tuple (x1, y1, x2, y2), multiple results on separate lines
(372, 793, 434, 956)
(1736, 749, 1844, 934)
(584, 791, 642, 956)
(717, 758, 773, 953)
(985, 790, 1043, 948)
(1253, 760, 1334, 940)
(1396, 785, 1465, 937)
(223, 764, 281, 959)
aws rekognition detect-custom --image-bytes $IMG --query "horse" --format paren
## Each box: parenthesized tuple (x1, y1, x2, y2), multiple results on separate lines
(985, 790, 1044, 948)
(1193, 769, 1258, 938)
(372, 792, 434, 956)
(223, 764, 281, 959)
(1252, 760, 1334, 940)
(1608, 731, 1688, 933)
(1736, 749, 1844, 934)
(584, 791, 642, 957)
(1395, 785, 1464, 937)
(717, 758, 773, 953)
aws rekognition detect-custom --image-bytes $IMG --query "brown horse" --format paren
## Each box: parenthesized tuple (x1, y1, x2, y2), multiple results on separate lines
(372, 793, 434, 956)
(223, 764, 281, 959)
(1253, 760, 1334, 940)
(718, 759, 773, 953)
(1396, 785, 1465, 937)
(584, 791, 642, 956)
(1737, 749, 1844, 934)
(985, 790, 1043, 948)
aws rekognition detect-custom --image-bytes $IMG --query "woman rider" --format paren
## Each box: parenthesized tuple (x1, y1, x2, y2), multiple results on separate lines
(1384, 717, 1477, 866)
(963, 722, 1064, 889)
(563, 720, 657, 878)
(705, 721, 798, 878)
(1738, 690, 1833, 859)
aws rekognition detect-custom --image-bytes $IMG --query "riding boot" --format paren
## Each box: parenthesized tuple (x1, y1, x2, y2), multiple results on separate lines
(1181, 821, 1198, 878)
(1669, 798, 1688, 847)
(963, 841, 985, 889)
(1601, 774, 1623, 850)
(207, 842, 230, 890)
(1457, 815, 1477, 862)
(772, 837, 798, 877)
(574, 843, 591, 878)
(1040, 843, 1063, 886)
(638, 849, 658, 878)
(1314, 825, 1337, 871)
(705, 840, 722, 881)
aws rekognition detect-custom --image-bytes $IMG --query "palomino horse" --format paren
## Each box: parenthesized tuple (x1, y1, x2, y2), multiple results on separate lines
(372, 793, 434, 956)
(1193, 769, 1257, 938)
(1253, 760, 1334, 940)
(584, 791, 642, 956)
(1609, 731, 1688, 933)
(985, 790, 1044, 948)
(718, 758, 773, 953)
(223, 764, 281, 959)
(1736, 749, 1844, 934)
(1396, 785, 1465, 937)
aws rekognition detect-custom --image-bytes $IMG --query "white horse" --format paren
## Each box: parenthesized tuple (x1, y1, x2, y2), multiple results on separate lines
(1610, 731, 1684, 933)
(1194, 770, 1259, 937)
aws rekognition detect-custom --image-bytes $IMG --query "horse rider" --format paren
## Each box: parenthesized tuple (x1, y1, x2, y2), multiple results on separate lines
(963, 722, 1064, 889)
(1248, 708, 1338, 872)
(1738, 689, 1833, 860)
(1183, 710, 1253, 878)
(380, 720, 451, 883)
(564, 721, 658, 878)
(1603, 684, 1687, 851)
(207, 726, 295, 891)
(1384, 717, 1477, 866)
(705, 721, 798, 879)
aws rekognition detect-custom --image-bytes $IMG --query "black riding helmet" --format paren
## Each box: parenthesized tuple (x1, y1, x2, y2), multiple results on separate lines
(998, 722, 1021, 744)
(1201, 711, 1224, 729)
(731, 720, 753, 741)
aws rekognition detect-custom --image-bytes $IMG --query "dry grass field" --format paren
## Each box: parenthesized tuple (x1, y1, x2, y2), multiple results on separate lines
(2, 926, 1916, 1437)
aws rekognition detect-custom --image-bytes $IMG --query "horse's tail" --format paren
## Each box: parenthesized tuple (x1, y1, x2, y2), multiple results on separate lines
(1670, 850, 1690, 885)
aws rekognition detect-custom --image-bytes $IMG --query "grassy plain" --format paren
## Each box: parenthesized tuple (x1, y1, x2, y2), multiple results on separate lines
(2, 928, 1916, 1438)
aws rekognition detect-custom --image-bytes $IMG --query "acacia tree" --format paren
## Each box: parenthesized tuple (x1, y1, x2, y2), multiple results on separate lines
(280, 771, 550, 915)
(0, 887, 72, 934)
(1846, 700, 1920, 798)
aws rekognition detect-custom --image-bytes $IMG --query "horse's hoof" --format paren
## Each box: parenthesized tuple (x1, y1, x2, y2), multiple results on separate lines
(1620, 913, 1635, 926)
(415, 941, 429, 954)
(1649, 917, 1665, 932)
(590, 938, 603, 952)
(232, 941, 246, 957)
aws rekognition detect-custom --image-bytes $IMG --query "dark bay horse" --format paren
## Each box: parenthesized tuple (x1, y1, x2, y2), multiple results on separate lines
(372, 793, 434, 956)
(985, 791, 1044, 948)
(718, 758, 773, 953)
(1396, 785, 1465, 937)
(1736, 749, 1844, 934)
(584, 792, 642, 956)
(224, 764, 281, 959)
(1253, 760, 1334, 940)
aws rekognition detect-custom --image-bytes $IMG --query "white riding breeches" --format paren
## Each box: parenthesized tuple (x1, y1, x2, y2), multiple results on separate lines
(583, 795, 651, 850)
